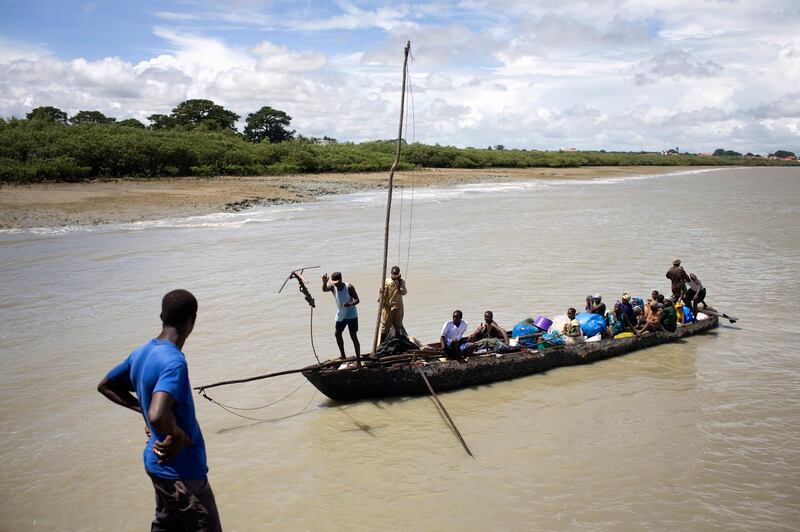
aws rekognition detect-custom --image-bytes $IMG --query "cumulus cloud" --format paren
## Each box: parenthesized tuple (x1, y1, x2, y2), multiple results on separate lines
(1, 1, 799, 153)
(634, 50, 723, 85)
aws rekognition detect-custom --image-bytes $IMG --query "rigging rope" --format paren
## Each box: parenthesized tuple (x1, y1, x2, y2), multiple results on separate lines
(395, 60, 417, 274)
(201, 388, 318, 422)
(404, 65, 416, 275)
(202, 285, 321, 418)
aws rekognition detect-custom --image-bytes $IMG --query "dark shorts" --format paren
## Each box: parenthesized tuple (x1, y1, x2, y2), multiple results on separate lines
(149, 474, 222, 532)
(335, 317, 358, 334)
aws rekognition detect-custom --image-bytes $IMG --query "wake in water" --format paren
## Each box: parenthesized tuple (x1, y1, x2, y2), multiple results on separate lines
(0, 167, 730, 236)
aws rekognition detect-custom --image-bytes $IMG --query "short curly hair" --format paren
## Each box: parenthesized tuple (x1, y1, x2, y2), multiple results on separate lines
(161, 289, 197, 327)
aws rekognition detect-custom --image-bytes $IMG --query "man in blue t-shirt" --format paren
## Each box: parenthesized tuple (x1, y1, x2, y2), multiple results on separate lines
(97, 289, 222, 531)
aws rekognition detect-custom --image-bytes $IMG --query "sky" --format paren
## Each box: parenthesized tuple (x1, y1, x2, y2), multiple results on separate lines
(1, 0, 799, 153)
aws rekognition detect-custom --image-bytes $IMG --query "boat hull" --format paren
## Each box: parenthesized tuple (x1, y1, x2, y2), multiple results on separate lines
(303, 317, 719, 401)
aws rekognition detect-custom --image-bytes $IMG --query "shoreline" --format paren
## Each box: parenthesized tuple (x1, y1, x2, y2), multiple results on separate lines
(0, 166, 705, 229)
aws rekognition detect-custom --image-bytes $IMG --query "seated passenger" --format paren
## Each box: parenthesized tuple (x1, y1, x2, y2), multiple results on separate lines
(633, 305, 646, 329)
(584, 295, 593, 313)
(644, 290, 659, 320)
(590, 293, 607, 316)
(660, 297, 678, 333)
(606, 302, 636, 338)
(562, 307, 585, 344)
(637, 301, 663, 334)
(468, 310, 509, 343)
(619, 292, 637, 328)
(440, 310, 468, 358)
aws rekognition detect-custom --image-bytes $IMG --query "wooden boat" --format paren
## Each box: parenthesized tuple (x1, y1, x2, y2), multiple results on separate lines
(302, 316, 719, 401)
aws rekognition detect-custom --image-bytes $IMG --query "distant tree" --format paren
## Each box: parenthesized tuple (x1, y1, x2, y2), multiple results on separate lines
(117, 118, 146, 129)
(243, 106, 294, 143)
(147, 113, 176, 130)
(771, 149, 796, 158)
(494, 144, 505, 151)
(69, 110, 116, 125)
(26, 106, 68, 123)
(713, 148, 742, 157)
(170, 99, 239, 131)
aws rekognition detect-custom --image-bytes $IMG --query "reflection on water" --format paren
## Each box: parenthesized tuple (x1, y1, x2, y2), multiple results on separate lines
(1, 167, 800, 530)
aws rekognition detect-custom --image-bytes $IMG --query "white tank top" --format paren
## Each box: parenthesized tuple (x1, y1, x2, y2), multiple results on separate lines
(332, 283, 357, 321)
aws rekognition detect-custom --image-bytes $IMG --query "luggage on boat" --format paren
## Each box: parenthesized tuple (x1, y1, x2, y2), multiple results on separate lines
(682, 305, 695, 323)
(675, 303, 684, 323)
(576, 312, 606, 337)
(511, 322, 540, 348)
(538, 330, 564, 348)
(615, 332, 635, 339)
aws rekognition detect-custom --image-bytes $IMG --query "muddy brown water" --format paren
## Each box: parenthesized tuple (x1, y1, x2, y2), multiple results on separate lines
(1, 167, 799, 530)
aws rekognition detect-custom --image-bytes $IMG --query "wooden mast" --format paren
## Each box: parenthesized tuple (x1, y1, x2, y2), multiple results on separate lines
(371, 41, 411, 356)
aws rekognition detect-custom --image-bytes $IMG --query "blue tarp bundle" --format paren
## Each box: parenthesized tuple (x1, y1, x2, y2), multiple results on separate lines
(512, 322, 541, 348)
(575, 312, 606, 337)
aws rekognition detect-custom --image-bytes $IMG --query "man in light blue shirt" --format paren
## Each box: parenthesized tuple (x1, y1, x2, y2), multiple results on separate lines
(97, 289, 221, 531)
(322, 271, 361, 366)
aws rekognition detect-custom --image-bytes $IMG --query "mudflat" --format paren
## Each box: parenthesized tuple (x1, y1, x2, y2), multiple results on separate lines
(0, 166, 690, 229)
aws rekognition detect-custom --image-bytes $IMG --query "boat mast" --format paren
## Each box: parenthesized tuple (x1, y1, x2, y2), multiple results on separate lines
(371, 41, 411, 356)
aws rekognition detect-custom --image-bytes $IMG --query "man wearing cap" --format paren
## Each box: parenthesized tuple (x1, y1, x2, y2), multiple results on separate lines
(322, 271, 361, 365)
(666, 258, 689, 302)
(379, 265, 408, 342)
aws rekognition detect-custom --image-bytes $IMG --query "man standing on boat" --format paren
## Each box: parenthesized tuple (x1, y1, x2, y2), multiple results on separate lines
(322, 272, 361, 365)
(96, 289, 222, 532)
(666, 258, 689, 302)
(379, 265, 407, 342)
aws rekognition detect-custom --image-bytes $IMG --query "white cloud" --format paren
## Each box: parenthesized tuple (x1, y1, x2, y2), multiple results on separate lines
(1, 2, 799, 154)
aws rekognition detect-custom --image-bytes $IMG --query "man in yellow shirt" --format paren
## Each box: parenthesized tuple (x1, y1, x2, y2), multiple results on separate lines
(380, 265, 407, 342)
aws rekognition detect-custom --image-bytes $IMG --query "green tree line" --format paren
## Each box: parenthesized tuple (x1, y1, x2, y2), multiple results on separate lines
(0, 102, 796, 183)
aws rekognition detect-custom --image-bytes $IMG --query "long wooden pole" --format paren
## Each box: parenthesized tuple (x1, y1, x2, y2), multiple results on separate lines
(419, 368, 474, 458)
(372, 41, 411, 356)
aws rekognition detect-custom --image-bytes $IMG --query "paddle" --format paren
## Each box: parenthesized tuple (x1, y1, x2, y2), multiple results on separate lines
(697, 306, 738, 323)
(417, 367, 474, 458)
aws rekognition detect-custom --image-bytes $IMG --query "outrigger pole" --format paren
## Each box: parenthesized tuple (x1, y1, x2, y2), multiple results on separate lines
(371, 40, 411, 356)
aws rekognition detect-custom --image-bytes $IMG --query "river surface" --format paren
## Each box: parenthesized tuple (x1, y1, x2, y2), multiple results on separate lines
(1, 167, 799, 531)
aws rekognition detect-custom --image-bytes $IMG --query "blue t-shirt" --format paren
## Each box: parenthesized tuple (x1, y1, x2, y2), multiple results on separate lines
(106, 339, 208, 480)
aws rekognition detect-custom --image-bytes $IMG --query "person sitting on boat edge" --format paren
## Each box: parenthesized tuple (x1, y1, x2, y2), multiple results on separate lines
(633, 305, 646, 329)
(467, 310, 510, 354)
(468, 310, 509, 343)
(684, 272, 706, 314)
(666, 258, 689, 303)
(379, 265, 407, 343)
(660, 297, 678, 333)
(644, 290, 659, 320)
(619, 292, 637, 327)
(441, 310, 468, 358)
(637, 301, 663, 334)
(322, 271, 361, 366)
(589, 293, 606, 316)
(606, 302, 637, 338)
(562, 307, 585, 344)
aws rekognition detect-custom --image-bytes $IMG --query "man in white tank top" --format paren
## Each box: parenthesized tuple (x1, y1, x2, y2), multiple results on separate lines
(322, 271, 361, 366)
